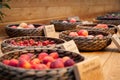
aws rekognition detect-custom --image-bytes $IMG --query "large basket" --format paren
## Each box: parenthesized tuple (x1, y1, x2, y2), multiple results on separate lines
(77, 24, 117, 35)
(0, 48, 84, 80)
(59, 29, 112, 51)
(50, 20, 81, 31)
(1, 36, 65, 53)
(5, 24, 44, 37)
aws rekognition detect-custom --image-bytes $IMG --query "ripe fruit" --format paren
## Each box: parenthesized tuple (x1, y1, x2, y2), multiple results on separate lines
(49, 52, 59, 59)
(18, 59, 31, 69)
(95, 34, 104, 39)
(18, 22, 28, 28)
(2, 60, 10, 65)
(77, 29, 88, 37)
(31, 64, 48, 70)
(42, 56, 54, 64)
(38, 52, 48, 60)
(28, 24, 35, 28)
(69, 32, 78, 37)
(30, 58, 40, 65)
(11, 26, 17, 28)
(19, 54, 30, 61)
(8, 59, 19, 67)
(64, 59, 75, 67)
(62, 56, 70, 63)
(62, 20, 68, 23)
(50, 59, 64, 69)
(69, 18, 76, 23)
(94, 24, 108, 29)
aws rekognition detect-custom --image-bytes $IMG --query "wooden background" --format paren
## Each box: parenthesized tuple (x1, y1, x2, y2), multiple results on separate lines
(0, 0, 120, 36)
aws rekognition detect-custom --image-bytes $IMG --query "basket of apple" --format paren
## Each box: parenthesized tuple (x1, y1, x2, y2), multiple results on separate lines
(59, 29, 112, 51)
(50, 18, 81, 31)
(5, 23, 45, 37)
(1, 36, 65, 53)
(77, 23, 117, 35)
(0, 48, 84, 80)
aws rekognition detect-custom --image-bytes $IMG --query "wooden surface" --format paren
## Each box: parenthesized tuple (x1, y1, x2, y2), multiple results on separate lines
(0, 34, 120, 80)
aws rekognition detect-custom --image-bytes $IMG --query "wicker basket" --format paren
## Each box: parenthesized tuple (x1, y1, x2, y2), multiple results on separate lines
(50, 20, 81, 31)
(59, 29, 112, 51)
(0, 48, 84, 80)
(77, 24, 117, 35)
(1, 36, 65, 53)
(5, 24, 44, 37)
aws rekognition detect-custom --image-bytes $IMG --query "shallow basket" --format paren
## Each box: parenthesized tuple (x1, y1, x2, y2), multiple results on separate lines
(1, 36, 65, 53)
(5, 24, 44, 37)
(0, 48, 84, 80)
(59, 29, 112, 51)
(77, 24, 117, 35)
(50, 20, 81, 31)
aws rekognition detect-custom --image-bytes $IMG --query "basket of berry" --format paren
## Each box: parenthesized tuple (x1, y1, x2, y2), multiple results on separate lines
(0, 48, 84, 80)
(76, 23, 117, 35)
(1, 36, 65, 53)
(59, 29, 112, 51)
(50, 18, 81, 31)
(5, 23, 45, 37)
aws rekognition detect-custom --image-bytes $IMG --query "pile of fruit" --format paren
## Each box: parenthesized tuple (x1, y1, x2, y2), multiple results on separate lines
(62, 18, 78, 23)
(69, 29, 104, 39)
(9, 39, 55, 46)
(10, 23, 44, 29)
(94, 24, 108, 29)
(2, 52, 75, 70)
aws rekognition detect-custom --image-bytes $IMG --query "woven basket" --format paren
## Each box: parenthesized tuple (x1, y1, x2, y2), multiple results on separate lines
(77, 24, 117, 35)
(59, 29, 112, 51)
(0, 48, 84, 80)
(50, 20, 81, 31)
(5, 24, 44, 37)
(1, 36, 65, 53)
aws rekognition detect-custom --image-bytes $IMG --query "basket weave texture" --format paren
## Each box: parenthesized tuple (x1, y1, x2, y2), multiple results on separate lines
(0, 48, 84, 80)
(59, 29, 112, 51)
(1, 36, 65, 53)
(5, 24, 44, 37)
(77, 24, 117, 35)
(50, 20, 81, 31)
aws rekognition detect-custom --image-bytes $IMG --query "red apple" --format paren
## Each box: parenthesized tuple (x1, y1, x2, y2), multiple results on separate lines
(38, 52, 48, 60)
(69, 32, 78, 37)
(42, 56, 54, 64)
(30, 58, 40, 65)
(50, 59, 64, 69)
(19, 54, 30, 61)
(18, 59, 31, 69)
(77, 29, 88, 37)
(8, 59, 19, 67)
(49, 52, 59, 59)
(2, 60, 10, 65)
(31, 64, 48, 70)
(62, 56, 70, 63)
(69, 18, 76, 23)
(64, 59, 75, 67)
(11, 26, 17, 28)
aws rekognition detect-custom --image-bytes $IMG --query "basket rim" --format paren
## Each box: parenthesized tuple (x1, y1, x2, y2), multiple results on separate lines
(1, 36, 65, 48)
(5, 23, 45, 30)
(0, 48, 84, 72)
(59, 29, 112, 40)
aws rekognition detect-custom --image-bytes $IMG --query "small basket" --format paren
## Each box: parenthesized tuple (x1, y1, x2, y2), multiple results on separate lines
(59, 29, 112, 51)
(1, 36, 65, 53)
(5, 24, 44, 37)
(0, 48, 84, 80)
(50, 20, 81, 31)
(77, 24, 117, 35)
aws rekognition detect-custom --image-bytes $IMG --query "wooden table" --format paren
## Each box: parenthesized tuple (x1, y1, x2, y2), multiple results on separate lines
(0, 36, 120, 80)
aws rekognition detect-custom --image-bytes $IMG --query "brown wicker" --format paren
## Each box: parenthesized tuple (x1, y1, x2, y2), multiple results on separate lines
(50, 20, 81, 31)
(59, 29, 112, 51)
(76, 24, 117, 35)
(0, 48, 84, 80)
(5, 24, 44, 37)
(1, 36, 65, 53)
